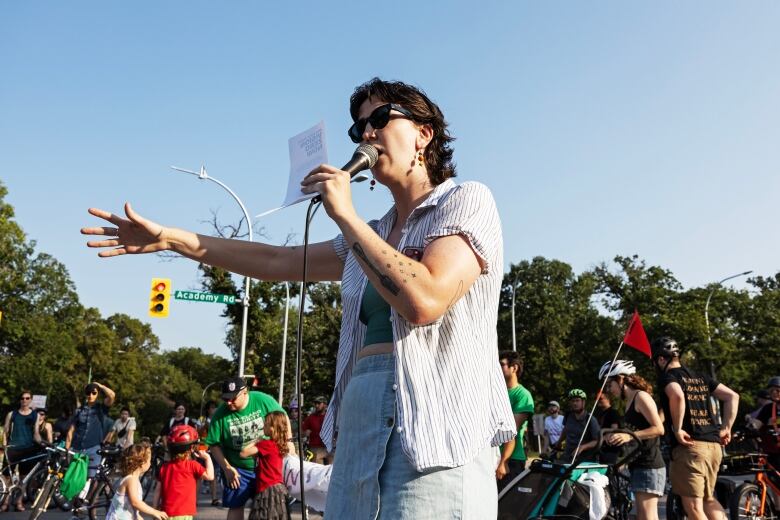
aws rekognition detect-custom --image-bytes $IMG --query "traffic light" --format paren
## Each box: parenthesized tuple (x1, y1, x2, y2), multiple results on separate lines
(149, 278, 172, 318)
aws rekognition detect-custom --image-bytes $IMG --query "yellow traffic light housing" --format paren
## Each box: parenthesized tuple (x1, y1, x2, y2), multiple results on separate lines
(149, 278, 172, 318)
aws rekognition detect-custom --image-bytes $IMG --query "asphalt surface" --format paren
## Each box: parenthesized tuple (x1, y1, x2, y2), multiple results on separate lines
(0, 493, 323, 519)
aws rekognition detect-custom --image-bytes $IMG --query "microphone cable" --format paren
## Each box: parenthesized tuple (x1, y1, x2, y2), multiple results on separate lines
(292, 144, 377, 515)
(293, 196, 321, 515)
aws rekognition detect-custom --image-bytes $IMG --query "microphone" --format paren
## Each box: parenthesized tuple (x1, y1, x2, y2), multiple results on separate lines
(342, 144, 379, 178)
(311, 145, 379, 204)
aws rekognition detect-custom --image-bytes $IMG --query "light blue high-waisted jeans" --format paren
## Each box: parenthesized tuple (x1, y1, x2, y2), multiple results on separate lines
(324, 353, 498, 519)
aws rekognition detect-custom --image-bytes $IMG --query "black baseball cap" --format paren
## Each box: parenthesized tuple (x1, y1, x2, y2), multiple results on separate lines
(221, 377, 248, 400)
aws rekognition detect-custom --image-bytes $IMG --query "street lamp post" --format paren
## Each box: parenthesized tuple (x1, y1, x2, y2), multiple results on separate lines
(278, 281, 290, 405)
(200, 381, 220, 419)
(171, 165, 253, 378)
(704, 270, 752, 378)
(510, 275, 520, 352)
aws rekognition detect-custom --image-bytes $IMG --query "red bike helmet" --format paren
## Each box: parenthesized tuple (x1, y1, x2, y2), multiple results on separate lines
(168, 424, 199, 446)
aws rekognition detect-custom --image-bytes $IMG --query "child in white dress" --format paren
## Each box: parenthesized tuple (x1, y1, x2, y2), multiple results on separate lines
(106, 443, 168, 520)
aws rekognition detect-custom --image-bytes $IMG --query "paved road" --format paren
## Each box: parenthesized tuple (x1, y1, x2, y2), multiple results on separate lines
(0, 494, 323, 520)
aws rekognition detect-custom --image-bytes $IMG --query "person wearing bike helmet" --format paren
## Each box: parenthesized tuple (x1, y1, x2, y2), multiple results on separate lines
(153, 424, 214, 519)
(554, 388, 600, 463)
(751, 376, 780, 468)
(601, 360, 665, 520)
(652, 336, 739, 520)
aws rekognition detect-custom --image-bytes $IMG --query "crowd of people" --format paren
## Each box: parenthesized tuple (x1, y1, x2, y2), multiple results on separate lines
(493, 337, 780, 520)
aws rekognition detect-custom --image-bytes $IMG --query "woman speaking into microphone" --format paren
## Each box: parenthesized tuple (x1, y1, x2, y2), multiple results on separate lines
(82, 78, 514, 519)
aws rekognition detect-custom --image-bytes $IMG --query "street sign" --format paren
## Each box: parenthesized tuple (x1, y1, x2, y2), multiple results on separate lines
(174, 290, 237, 305)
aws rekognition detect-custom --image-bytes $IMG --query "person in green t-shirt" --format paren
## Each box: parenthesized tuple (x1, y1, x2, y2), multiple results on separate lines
(205, 377, 287, 520)
(497, 351, 535, 489)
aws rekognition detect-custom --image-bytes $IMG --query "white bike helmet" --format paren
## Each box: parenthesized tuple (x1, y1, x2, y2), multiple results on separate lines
(598, 359, 636, 380)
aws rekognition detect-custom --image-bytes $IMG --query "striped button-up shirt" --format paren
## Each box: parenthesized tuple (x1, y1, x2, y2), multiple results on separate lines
(321, 179, 516, 471)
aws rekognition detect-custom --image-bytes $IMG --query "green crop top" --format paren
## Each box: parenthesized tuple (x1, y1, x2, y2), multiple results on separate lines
(359, 280, 394, 346)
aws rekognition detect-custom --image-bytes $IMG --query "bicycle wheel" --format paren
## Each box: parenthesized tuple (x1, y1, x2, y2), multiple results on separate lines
(0, 474, 8, 507)
(730, 482, 777, 520)
(28, 476, 55, 520)
(87, 481, 114, 520)
(24, 467, 47, 503)
(666, 493, 688, 520)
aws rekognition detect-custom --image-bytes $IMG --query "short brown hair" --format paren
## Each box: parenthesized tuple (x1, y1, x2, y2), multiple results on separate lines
(499, 351, 524, 378)
(350, 78, 456, 185)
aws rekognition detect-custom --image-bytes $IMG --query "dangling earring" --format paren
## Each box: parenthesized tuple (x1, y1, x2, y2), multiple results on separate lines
(370, 178, 376, 191)
(417, 151, 425, 167)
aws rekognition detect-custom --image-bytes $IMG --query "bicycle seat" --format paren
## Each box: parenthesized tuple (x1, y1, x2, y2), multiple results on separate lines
(98, 445, 122, 457)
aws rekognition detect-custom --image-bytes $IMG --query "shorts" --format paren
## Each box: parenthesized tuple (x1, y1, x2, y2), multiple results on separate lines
(670, 441, 722, 498)
(221, 467, 256, 509)
(168, 517, 193, 520)
(630, 466, 666, 496)
(75, 445, 102, 478)
(324, 353, 498, 519)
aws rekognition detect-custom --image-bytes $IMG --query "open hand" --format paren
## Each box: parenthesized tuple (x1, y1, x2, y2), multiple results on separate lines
(81, 203, 168, 257)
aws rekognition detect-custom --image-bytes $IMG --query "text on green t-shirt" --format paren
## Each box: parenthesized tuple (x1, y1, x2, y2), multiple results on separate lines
(205, 391, 285, 470)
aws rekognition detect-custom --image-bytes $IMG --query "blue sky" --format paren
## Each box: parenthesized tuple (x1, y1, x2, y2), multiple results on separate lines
(2, 2, 778, 360)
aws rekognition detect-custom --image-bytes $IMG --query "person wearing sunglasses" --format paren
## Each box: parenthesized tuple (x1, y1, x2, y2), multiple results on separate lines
(65, 382, 116, 478)
(82, 77, 511, 519)
(2, 390, 38, 511)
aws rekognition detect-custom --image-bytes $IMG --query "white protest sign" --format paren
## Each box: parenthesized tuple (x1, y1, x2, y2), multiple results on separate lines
(31, 395, 47, 410)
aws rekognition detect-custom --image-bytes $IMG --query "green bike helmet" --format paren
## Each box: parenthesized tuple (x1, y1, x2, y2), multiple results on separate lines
(567, 388, 587, 400)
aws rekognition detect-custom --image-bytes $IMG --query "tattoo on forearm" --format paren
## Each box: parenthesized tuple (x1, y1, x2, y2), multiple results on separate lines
(352, 242, 401, 296)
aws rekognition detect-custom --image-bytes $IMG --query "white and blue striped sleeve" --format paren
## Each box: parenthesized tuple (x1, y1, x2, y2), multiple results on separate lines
(423, 181, 502, 274)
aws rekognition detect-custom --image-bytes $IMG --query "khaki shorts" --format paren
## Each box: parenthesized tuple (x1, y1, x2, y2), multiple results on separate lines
(670, 441, 722, 498)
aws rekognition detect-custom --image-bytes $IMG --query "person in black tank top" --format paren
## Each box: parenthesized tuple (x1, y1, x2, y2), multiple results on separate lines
(599, 360, 665, 520)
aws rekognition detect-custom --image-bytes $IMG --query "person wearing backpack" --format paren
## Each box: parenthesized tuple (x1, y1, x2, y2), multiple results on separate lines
(65, 382, 115, 477)
(160, 403, 200, 452)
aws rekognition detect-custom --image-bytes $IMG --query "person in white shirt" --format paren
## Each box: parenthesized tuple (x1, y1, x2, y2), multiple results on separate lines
(105, 407, 136, 449)
(543, 401, 564, 454)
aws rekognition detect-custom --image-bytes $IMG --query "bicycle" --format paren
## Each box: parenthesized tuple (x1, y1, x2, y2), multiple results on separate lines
(140, 441, 165, 500)
(73, 444, 123, 520)
(0, 445, 50, 512)
(27, 443, 77, 520)
(729, 452, 780, 520)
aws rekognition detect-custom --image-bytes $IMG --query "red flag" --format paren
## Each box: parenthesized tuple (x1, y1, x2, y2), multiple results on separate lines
(623, 310, 651, 358)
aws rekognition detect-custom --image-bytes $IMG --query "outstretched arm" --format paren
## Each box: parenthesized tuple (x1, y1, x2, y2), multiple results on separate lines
(81, 203, 344, 282)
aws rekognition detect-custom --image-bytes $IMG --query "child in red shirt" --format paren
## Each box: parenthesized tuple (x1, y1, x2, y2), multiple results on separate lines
(239, 411, 289, 520)
(153, 424, 214, 519)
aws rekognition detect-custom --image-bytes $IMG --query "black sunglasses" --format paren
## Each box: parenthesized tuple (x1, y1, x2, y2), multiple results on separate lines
(348, 103, 413, 143)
